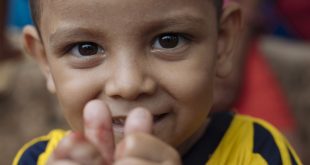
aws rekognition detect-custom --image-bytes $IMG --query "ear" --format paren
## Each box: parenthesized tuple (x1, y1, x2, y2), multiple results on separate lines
(23, 25, 56, 93)
(216, 2, 242, 78)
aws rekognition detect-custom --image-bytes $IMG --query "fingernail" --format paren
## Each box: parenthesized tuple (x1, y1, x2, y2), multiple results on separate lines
(125, 108, 153, 134)
(132, 108, 148, 119)
(84, 100, 106, 127)
(127, 108, 149, 125)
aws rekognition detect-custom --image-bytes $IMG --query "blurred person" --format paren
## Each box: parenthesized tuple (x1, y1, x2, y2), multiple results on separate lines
(1, 0, 32, 57)
(260, 0, 310, 163)
(0, 0, 21, 98)
(265, 0, 310, 163)
(276, 0, 310, 40)
(7, 0, 32, 29)
(0, 0, 21, 61)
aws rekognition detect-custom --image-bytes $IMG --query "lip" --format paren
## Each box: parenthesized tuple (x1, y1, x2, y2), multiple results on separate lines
(112, 112, 170, 133)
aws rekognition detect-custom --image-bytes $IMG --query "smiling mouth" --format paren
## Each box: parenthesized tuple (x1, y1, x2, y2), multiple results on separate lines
(112, 113, 169, 127)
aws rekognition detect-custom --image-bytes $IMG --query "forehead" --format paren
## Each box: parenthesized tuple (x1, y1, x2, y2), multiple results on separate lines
(40, 0, 217, 41)
(42, 0, 214, 12)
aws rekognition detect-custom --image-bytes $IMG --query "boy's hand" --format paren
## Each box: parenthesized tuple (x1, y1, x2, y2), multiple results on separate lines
(83, 100, 115, 164)
(47, 100, 114, 165)
(47, 132, 104, 165)
(114, 108, 181, 165)
(47, 100, 181, 165)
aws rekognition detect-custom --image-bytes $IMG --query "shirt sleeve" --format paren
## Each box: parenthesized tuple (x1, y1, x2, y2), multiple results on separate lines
(14, 141, 48, 165)
(252, 120, 302, 165)
(13, 129, 66, 165)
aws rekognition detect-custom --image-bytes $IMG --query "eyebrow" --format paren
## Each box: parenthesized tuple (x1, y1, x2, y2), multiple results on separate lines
(140, 14, 208, 33)
(159, 15, 206, 27)
(49, 27, 103, 46)
(49, 14, 207, 45)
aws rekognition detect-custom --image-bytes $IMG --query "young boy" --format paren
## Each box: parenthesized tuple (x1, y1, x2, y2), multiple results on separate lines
(13, 0, 301, 164)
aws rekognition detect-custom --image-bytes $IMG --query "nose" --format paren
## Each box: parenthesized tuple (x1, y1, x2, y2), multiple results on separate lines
(104, 58, 156, 100)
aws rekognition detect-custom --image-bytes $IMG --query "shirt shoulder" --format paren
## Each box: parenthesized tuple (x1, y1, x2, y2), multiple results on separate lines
(209, 114, 302, 165)
(249, 115, 301, 165)
(182, 112, 235, 165)
(13, 129, 66, 165)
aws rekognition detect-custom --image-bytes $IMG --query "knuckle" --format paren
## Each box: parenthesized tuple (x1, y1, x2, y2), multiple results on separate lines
(164, 147, 181, 165)
(114, 158, 138, 165)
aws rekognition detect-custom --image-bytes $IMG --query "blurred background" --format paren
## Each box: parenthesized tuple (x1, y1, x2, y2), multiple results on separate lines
(0, 0, 309, 164)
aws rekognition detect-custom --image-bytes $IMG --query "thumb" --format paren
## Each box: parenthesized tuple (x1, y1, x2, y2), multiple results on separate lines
(124, 108, 153, 135)
(83, 100, 115, 164)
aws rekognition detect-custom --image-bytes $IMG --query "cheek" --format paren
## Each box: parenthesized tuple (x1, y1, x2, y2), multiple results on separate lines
(157, 65, 215, 147)
(175, 76, 213, 129)
(50, 66, 104, 131)
(161, 61, 215, 107)
(154, 45, 216, 106)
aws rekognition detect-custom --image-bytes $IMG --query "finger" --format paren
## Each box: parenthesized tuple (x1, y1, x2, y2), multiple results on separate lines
(124, 107, 153, 135)
(52, 132, 102, 164)
(114, 157, 158, 165)
(47, 160, 80, 165)
(115, 108, 153, 161)
(83, 100, 115, 163)
(53, 132, 76, 160)
(69, 136, 102, 164)
(115, 133, 181, 164)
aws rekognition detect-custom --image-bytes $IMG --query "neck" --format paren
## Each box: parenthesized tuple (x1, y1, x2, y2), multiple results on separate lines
(178, 118, 210, 156)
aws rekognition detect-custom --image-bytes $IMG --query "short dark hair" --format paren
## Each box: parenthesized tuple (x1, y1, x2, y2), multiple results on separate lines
(29, 0, 223, 29)
(29, 0, 41, 29)
(214, 0, 224, 19)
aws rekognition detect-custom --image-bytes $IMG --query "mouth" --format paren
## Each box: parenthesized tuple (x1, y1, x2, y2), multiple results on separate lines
(112, 112, 169, 130)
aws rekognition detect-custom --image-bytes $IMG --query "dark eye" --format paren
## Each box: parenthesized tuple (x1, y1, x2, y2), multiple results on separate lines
(70, 42, 104, 57)
(152, 33, 188, 49)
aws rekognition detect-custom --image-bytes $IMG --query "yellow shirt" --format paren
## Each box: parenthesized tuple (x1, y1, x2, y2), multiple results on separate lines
(14, 112, 302, 165)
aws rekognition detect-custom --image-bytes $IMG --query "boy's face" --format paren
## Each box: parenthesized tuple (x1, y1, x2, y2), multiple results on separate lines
(25, 0, 238, 148)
